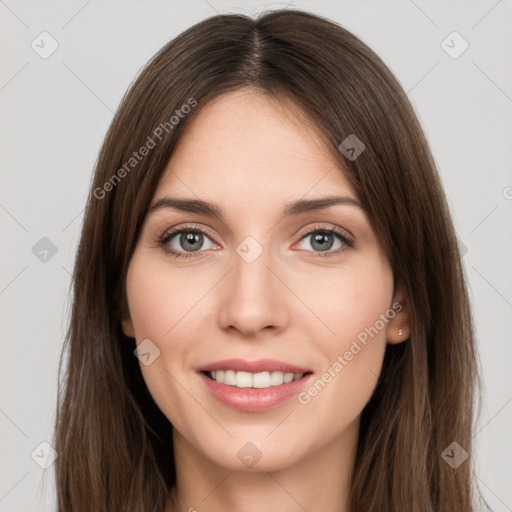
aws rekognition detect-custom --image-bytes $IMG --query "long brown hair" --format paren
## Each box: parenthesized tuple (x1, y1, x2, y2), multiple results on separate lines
(53, 9, 481, 511)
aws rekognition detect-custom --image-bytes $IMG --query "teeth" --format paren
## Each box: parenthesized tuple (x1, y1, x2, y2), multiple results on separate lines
(224, 370, 236, 385)
(207, 370, 304, 388)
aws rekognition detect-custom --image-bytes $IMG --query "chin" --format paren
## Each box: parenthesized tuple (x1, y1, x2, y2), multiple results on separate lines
(202, 440, 307, 473)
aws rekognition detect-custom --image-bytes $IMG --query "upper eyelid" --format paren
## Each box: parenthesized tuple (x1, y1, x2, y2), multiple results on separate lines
(162, 223, 218, 242)
(297, 223, 352, 238)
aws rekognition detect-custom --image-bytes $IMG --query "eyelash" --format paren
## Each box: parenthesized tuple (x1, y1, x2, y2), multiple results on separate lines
(156, 223, 354, 260)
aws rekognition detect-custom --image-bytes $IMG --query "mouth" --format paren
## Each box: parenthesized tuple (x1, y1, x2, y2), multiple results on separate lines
(197, 367, 315, 412)
(201, 369, 313, 389)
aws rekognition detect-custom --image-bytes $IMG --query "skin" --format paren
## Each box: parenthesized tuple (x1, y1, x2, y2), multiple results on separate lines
(121, 88, 410, 512)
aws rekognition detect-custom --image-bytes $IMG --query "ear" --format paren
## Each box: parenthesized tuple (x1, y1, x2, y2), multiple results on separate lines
(386, 283, 411, 345)
(119, 295, 135, 339)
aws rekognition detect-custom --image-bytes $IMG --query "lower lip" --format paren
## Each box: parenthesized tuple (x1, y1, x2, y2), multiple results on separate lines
(198, 372, 314, 412)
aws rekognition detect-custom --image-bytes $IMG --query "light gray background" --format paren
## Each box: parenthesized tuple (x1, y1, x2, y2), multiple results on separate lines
(1, 0, 511, 510)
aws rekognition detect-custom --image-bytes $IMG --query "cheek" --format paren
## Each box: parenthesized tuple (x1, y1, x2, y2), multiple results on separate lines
(125, 253, 203, 340)
(124, 256, 202, 427)
(292, 256, 393, 417)
(294, 253, 393, 347)
(125, 252, 218, 370)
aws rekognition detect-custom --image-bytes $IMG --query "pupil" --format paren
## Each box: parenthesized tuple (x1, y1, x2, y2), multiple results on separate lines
(312, 232, 333, 252)
(181, 232, 202, 252)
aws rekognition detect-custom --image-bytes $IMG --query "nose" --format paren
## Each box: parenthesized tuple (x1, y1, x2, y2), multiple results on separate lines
(217, 241, 288, 338)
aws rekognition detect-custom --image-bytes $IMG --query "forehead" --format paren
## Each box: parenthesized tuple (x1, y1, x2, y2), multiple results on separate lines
(153, 89, 358, 215)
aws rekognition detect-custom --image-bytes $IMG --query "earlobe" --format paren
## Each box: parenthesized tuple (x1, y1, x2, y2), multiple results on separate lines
(121, 318, 135, 338)
(387, 285, 411, 345)
(119, 297, 135, 338)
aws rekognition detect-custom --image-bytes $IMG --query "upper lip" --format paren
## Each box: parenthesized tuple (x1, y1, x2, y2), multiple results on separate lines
(197, 358, 312, 374)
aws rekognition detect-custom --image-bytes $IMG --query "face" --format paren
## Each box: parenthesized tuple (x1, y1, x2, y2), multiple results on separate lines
(121, 89, 409, 472)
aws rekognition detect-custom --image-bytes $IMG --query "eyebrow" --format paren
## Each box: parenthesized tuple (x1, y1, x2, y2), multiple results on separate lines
(148, 195, 365, 221)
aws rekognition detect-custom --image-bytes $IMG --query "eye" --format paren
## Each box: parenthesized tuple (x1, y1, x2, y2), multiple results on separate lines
(294, 224, 354, 258)
(157, 223, 354, 261)
(158, 224, 218, 260)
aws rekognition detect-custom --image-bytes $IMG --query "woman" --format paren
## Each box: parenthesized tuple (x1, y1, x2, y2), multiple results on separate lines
(53, 8, 481, 512)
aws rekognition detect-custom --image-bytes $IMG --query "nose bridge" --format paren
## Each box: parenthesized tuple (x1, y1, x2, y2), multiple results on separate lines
(232, 234, 276, 300)
(219, 234, 285, 334)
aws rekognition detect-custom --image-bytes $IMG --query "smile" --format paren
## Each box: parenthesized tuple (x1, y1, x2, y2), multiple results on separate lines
(198, 370, 314, 412)
(204, 370, 307, 388)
